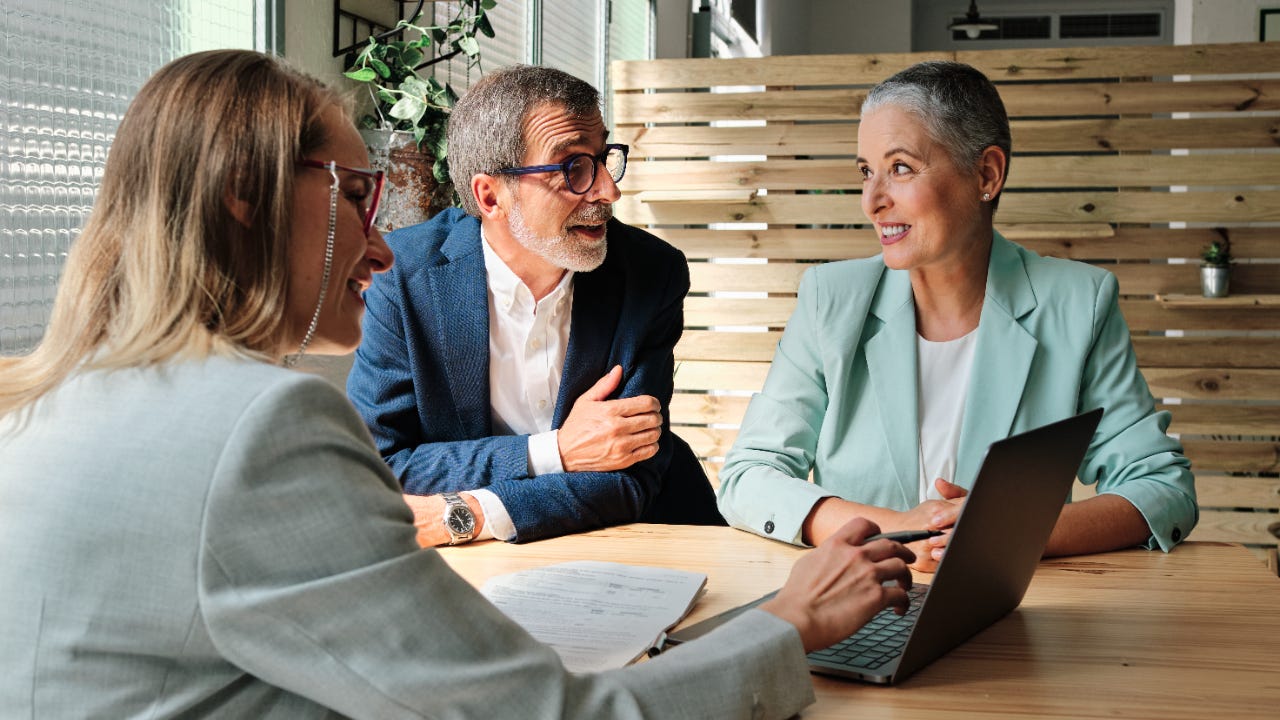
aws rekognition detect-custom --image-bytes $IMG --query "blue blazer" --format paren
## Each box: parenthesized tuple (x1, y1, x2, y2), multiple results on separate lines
(348, 208, 717, 542)
(718, 233, 1197, 551)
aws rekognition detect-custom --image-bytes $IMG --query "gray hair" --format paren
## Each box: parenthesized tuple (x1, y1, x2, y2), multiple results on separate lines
(448, 65, 602, 217)
(861, 61, 1011, 209)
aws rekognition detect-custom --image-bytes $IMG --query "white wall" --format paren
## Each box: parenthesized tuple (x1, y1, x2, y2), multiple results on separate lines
(807, 0, 913, 54)
(654, 0, 692, 58)
(762, 0, 913, 56)
(283, 0, 397, 85)
(1188, 0, 1272, 42)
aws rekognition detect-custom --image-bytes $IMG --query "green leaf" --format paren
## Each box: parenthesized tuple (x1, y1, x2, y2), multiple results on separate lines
(376, 89, 398, 105)
(370, 58, 391, 78)
(433, 157, 450, 184)
(389, 95, 426, 121)
(400, 75, 430, 98)
(343, 67, 378, 83)
(481, 0, 497, 9)
(414, 125, 428, 148)
(402, 47, 424, 67)
(431, 27, 447, 43)
(459, 36, 480, 57)
(478, 14, 495, 38)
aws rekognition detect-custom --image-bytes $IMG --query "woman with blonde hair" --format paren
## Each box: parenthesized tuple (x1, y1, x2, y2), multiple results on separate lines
(0, 49, 915, 718)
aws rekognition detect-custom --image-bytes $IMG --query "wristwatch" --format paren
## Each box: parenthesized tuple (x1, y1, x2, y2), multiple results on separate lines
(441, 492, 476, 545)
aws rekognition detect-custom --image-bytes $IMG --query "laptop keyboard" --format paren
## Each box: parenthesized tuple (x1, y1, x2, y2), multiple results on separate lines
(807, 583, 929, 670)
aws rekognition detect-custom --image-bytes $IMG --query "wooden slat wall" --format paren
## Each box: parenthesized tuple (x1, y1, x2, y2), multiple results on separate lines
(611, 42, 1280, 555)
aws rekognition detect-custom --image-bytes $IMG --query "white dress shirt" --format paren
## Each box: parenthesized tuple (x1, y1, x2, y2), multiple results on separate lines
(467, 234, 574, 541)
(916, 330, 977, 503)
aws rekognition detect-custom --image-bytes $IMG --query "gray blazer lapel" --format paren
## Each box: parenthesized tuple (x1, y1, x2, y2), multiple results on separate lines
(553, 261, 623, 426)
(428, 223, 491, 438)
(956, 233, 1039, 487)
(864, 268, 919, 508)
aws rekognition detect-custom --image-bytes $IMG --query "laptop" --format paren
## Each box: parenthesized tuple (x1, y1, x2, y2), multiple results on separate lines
(662, 408, 1104, 684)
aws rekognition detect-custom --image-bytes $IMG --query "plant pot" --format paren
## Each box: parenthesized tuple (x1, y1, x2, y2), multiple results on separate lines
(1200, 265, 1229, 298)
(360, 128, 454, 232)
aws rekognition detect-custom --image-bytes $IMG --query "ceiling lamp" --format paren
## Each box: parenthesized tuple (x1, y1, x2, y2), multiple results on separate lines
(949, 0, 998, 39)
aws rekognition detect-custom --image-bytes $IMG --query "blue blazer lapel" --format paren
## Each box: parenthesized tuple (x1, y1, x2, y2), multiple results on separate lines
(428, 220, 491, 438)
(863, 268, 919, 508)
(956, 232, 1039, 487)
(553, 260, 622, 426)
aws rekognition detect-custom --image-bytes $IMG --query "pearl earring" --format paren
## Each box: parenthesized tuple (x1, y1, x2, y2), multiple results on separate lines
(982, 193, 991, 201)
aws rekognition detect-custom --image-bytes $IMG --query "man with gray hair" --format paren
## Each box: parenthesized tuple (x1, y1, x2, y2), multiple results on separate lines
(347, 64, 721, 545)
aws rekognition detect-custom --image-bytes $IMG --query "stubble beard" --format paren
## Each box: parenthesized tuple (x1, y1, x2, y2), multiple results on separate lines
(509, 197, 610, 273)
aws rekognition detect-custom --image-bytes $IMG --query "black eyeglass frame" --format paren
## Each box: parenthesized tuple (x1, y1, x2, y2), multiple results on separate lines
(493, 143, 629, 195)
(298, 159, 385, 236)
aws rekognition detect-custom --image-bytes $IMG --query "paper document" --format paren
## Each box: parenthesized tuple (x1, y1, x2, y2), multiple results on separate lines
(480, 560, 707, 673)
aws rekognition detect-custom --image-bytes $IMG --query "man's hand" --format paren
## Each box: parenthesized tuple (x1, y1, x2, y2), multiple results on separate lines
(760, 518, 915, 653)
(557, 365, 662, 473)
(402, 492, 487, 548)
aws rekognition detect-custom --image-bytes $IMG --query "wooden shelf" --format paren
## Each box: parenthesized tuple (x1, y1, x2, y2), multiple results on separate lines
(1156, 294, 1280, 308)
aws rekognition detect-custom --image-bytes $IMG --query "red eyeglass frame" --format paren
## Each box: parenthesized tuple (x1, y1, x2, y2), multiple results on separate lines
(299, 159, 385, 236)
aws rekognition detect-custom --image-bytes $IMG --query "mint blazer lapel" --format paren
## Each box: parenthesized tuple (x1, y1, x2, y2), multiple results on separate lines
(955, 232, 1039, 487)
(863, 268, 919, 508)
(429, 222, 491, 438)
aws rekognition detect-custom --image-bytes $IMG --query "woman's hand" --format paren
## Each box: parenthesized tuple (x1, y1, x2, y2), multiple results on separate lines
(760, 518, 915, 653)
(898, 478, 968, 572)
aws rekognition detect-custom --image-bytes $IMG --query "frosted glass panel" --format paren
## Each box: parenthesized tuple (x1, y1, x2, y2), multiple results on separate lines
(0, 0, 254, 355)
(543, 0, 602, 85)
(610, 0, 649, 62)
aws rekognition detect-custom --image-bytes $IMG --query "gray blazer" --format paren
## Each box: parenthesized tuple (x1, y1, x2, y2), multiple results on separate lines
(0, 357, 812, 719)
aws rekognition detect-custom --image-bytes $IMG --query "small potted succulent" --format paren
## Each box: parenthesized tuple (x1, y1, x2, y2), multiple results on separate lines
(343, 1, 494, 228)
(1200, 239, 1231, 298)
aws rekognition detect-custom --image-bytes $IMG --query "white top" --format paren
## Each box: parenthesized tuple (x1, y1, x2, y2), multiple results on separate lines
(468, 234, 575, 541)
(916, 329, 978, 503)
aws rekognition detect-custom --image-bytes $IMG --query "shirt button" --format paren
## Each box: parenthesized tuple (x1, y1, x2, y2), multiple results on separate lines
(537, 399, 547, 410)
(531, 338, 541, 349)
(763, 521, 775, 534)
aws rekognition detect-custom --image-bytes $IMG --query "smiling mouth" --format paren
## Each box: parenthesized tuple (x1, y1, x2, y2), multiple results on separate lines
(880, 224, 910, 241)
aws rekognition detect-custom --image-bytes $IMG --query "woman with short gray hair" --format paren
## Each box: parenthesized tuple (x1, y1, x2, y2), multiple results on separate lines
(719, 61, 1196, 570)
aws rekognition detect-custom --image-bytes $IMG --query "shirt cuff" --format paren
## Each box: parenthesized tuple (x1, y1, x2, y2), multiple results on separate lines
(467, 489, 515, 542)
(527, 429, 564, 476)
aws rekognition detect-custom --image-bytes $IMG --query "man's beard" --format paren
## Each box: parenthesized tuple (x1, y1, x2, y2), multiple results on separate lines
(509, 197, 610, 272)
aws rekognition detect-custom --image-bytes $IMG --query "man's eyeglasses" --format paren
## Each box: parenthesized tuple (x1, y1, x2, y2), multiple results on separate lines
(299, 159, 385, 236)
(494, 143, 628, 195)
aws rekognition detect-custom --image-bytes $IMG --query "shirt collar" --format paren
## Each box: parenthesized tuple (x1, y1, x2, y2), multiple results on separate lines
(480, 227, 574, 313)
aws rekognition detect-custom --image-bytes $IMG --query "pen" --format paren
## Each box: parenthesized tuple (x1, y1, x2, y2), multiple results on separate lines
(865, 529, 944, 544)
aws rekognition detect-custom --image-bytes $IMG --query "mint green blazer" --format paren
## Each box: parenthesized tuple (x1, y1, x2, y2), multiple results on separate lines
(718, 233, 1196, 551)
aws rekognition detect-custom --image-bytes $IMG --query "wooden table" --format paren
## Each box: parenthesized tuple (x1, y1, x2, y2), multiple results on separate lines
(438, 525, 1280, 719)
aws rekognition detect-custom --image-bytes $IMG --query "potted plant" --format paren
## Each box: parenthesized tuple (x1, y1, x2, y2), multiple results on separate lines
(1200, 239, 1231, 298)
(343, 1, 494, 229)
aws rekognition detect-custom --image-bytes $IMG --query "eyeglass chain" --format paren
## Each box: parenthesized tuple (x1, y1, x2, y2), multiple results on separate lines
(283, 175, 337, 368)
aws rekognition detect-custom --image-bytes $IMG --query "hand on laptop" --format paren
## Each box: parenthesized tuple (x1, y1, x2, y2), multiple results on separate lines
(759, 518, 915, 653)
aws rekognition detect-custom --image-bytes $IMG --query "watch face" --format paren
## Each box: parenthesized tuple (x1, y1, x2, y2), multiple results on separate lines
(446, 505, 475, 535)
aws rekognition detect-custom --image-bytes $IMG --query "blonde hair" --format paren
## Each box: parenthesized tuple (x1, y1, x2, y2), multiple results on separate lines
(0, 50, 342, 417)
